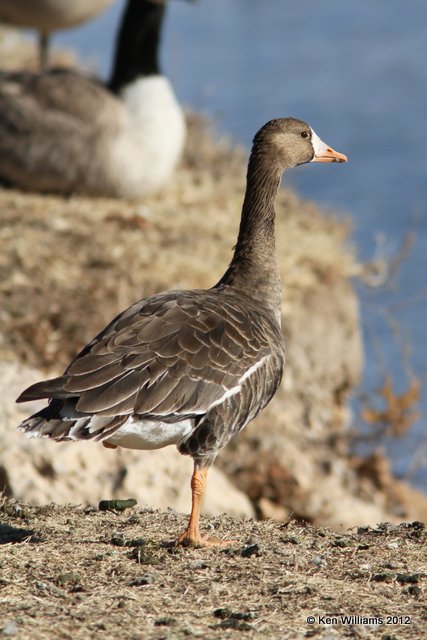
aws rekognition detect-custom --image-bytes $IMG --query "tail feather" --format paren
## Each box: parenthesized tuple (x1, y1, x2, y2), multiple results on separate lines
(67, 414, 128, 441)
(18, 416, 74, 440)
(16, 375, 73, 403)
(17, 398, 128, 443)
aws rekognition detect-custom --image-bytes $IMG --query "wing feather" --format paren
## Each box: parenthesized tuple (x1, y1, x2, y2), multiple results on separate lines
(17, 375, 74, 402)
(18, 290, 281, 440)
(76, 370, 143, 413)
(64, 361, 124, 392)
(121, 351, 156, 369)
(67, 352, 120, 375)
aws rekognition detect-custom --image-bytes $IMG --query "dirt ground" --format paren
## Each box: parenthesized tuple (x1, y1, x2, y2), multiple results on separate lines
(0, 497, 425, 640)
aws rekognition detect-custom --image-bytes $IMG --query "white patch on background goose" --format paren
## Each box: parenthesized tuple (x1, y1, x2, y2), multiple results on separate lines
(110, 76, 186, 196)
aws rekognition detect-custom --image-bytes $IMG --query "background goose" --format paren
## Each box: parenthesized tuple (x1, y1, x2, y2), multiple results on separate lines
(17, 118, 347, 546)
(0, 0, 115, 69)
(0, 0, 186, 198)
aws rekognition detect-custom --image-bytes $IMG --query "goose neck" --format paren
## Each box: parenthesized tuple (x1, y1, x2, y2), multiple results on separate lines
(217, 152, 284, 314)
(109, 0, 165, 94)
(238, 153, 282, 253)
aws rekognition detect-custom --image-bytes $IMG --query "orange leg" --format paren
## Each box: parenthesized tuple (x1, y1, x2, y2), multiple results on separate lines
(177, 463, 232, 548)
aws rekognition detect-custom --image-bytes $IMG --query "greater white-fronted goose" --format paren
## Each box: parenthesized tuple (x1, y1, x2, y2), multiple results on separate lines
(17, 118, 347, 546)
(0, 0, 115, 69)
(0, 0, 185, 198)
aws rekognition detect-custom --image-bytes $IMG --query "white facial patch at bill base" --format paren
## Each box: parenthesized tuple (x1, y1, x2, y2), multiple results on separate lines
(309, 128, 331, 161)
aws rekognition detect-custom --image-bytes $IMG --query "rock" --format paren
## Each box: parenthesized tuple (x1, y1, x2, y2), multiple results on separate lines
(257, 497, 290, 521)
(1, 621, 18, 637)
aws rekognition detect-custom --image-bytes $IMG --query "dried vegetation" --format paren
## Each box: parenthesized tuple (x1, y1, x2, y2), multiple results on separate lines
(0, 498, 426, 640)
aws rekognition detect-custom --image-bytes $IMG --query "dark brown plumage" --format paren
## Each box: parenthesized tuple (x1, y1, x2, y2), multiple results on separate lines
(17, 117, 347, 546)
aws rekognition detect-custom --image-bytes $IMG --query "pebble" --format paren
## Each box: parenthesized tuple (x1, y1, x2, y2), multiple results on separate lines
(98, 499, 137, 512)
(2, 621, 18, 637)
(312, 555, 326, 567)
(128, 575, 153, 587)
(240, 543, 262, 558)
(154, 617, 175, 627)
(187, 560, 208, 570)
(396, 573, 420, 584)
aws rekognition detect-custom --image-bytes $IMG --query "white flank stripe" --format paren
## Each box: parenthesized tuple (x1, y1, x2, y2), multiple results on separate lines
(207, 356, 268, 411)
(238, 356, 268, 384)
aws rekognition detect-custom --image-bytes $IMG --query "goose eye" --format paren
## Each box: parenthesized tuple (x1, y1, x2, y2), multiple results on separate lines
(301, 131, 309, 139)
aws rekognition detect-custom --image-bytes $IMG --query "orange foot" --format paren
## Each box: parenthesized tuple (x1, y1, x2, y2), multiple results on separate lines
(176, 530, 234, 548)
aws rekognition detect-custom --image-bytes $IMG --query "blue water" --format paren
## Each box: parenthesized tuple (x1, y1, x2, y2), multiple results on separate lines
(52, 0, 426, 490)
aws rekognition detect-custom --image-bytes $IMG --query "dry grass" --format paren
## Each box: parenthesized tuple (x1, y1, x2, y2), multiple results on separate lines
(0, 497, 425, 640)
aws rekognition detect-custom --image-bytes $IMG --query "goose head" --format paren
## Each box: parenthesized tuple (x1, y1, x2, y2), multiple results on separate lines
(251, 117, 347, 172)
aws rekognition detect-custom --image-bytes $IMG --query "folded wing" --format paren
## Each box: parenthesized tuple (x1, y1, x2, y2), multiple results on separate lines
(17, 290, 274, 441)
